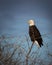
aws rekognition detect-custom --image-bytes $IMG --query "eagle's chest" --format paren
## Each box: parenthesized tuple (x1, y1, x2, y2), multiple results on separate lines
(29, 26, 35, 35)
(29, 26, 40, 38)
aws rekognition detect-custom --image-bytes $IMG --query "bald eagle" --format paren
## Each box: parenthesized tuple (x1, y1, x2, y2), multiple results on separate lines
(28, 20, 43, 47)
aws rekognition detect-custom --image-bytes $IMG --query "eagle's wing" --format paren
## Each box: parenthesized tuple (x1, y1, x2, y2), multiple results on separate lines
(34, 26, 43, 47)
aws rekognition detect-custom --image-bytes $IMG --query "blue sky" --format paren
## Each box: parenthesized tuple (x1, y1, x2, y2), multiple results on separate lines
(0, 0, 52, 36)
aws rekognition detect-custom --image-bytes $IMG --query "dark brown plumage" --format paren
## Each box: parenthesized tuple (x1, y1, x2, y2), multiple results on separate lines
(29, 25, 43, 47)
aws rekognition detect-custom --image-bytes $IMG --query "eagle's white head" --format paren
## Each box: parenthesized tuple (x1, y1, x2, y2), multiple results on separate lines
(28, 20, 35, 26)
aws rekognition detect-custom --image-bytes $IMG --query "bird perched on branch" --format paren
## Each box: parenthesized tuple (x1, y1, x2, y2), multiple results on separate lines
(28, 20, 43, 47)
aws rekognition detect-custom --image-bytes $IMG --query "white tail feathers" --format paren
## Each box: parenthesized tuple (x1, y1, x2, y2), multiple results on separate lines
(34, 40, 40, 48)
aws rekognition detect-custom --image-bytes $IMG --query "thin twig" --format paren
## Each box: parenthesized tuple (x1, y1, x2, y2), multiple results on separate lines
(26, 43, 34, 65)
